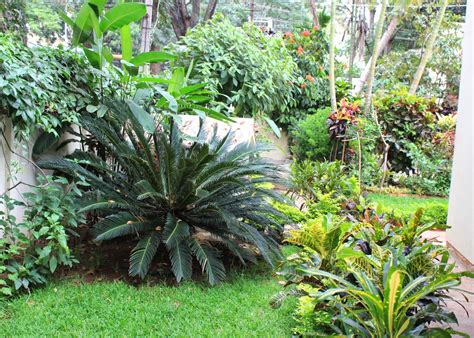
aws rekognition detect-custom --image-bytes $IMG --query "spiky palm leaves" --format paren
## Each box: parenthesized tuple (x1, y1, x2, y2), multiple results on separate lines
(39, 101, 285, 284)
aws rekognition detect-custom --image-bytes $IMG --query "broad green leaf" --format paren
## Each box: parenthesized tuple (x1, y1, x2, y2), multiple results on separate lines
(130, 51, 176, 66)
(120, 24, 132, 61)
(49, 256, 58, 273)
(71, 4, 95, 46)
(83, 48, 101, 69)
(168, 67, 185, 94)
(126, 100, 155, 133)
(154, 86, 179, 112)
(263, 116, 281, 138)
(99, 3, 146, 32)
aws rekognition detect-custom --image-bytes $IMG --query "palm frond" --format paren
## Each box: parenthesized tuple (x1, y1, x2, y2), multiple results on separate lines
(129, 232, 161, 278)
(188, 238, 226, 285)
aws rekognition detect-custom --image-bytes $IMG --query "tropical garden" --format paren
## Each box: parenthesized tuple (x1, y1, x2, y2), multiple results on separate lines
(0, 0, 472, 336)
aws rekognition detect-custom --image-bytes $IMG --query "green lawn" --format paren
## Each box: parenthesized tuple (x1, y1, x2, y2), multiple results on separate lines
(0, 267, 294, 337)
(367, 193, 448, 218)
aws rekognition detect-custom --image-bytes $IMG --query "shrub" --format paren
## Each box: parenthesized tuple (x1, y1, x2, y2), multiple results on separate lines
(1, 176, 85, 296)
(0, 34, 102, 139)
(168, 15, 297, 117)
(375, 87, 437, 172)
(422, 203, 448, 228)
(290, 160, 359, 202)
(274, 204, 473, 336)
(290, 107, 331, 161)
(39, 102, 287, 285)
(281, 25, 330, 112)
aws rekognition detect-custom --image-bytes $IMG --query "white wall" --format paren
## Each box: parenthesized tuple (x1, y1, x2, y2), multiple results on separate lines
(447, 2, 474, 264)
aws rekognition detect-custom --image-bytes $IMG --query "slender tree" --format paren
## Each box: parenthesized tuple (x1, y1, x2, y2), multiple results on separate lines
(364, 0, 387, 115)
(140, 0, 153, 54)
(329, 0, 337, 112)
(409, 0, 449, 94)
(308, 0, 319, 27)
(354, 13, 399, 94)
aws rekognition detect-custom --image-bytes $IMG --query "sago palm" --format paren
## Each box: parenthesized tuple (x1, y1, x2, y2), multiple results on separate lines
(39, 100, 286, 284)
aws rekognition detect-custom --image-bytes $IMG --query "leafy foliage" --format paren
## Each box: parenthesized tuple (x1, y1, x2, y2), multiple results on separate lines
(0, 34, 101, 139)
(290, 160, 359, 203)
(168, 15, 297, 118)
(39, 103, 286, 285)
(273, 197, 473, 336)
(0, 0, 27, 42)
(290, 107, 331, 162)
(1, 176, 85, 297)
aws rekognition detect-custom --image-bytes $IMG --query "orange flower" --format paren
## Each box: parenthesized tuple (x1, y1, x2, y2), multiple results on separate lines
(313, 24, 320, 31)
(297, 46, 304, 56)
(284, 32, 294, 38)
(300, 83, 307, 89)
(305, 74, 315, 83)
(289, 38, 295, 44)
(301, 30, 311, 37)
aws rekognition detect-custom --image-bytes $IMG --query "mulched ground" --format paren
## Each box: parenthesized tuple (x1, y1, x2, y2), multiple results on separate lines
(59, 223, 251, 285)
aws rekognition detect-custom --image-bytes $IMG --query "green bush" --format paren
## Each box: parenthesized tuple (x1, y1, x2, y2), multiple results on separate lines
(290, 160, 360, 202)
(1, 176, 85, 297)
(290, 108, 331, 161)
(0, 34, 102, 139)
(422, 203, 448, 228)
(168, 15, 297, 117)
(274, 205, 473, 336)
(39, 102, 286, 285)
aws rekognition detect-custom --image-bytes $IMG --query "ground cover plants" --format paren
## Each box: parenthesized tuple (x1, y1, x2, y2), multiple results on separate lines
(274, 193, 471, 336)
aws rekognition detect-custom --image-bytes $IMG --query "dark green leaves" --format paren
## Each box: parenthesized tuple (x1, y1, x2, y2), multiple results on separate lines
(41, 106, 286, 285)
(126, 100, 155, 133)
(129, 232, 161, 279)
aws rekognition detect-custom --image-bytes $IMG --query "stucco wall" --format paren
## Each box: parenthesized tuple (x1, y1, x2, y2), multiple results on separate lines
(447, 2, 474, 263)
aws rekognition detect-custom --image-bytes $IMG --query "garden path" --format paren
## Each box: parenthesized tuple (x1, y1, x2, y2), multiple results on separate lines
(424, 231, 474, 335)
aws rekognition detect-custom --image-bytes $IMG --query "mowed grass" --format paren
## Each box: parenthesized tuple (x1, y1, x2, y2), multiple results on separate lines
(367, 193, 448, 218)
(0, 266, 294, 337)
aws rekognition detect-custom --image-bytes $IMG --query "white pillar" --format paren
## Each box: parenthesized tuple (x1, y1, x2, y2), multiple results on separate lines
(447, 2, 474, 264)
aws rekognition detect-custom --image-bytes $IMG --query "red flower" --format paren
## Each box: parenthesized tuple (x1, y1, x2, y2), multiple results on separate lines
(301, 30, 311, 37)
(284, 32, 294, 38)
(300, 83, 307, 89)
(305, 74, 315, 83)
(289, 38, 295, 44)
(313, 24, 320, 31)
(297, 46, 304, 56)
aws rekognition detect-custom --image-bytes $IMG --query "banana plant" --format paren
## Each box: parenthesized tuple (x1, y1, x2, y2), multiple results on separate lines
(60, 0, 175, 76)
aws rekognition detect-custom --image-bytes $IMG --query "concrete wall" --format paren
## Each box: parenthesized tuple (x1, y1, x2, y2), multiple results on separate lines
(447, 2, 474, 264)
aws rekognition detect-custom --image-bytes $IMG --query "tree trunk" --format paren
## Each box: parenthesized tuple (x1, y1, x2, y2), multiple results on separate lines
(364, 0, 387, 116)
(204, 0, 218, 21)
(249, 0, 255, 23)
(150, 0, 162, 74)
(140, 0, 153, 54)
(308, 0, 319, 27)
(409, 0, 449, 95)
(166, 0, 219, 39)
(329, 0, 337, 112)
(348, 0, 357, 82)
(354, 14, 399, 95)
(369, 7, 376, 39)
